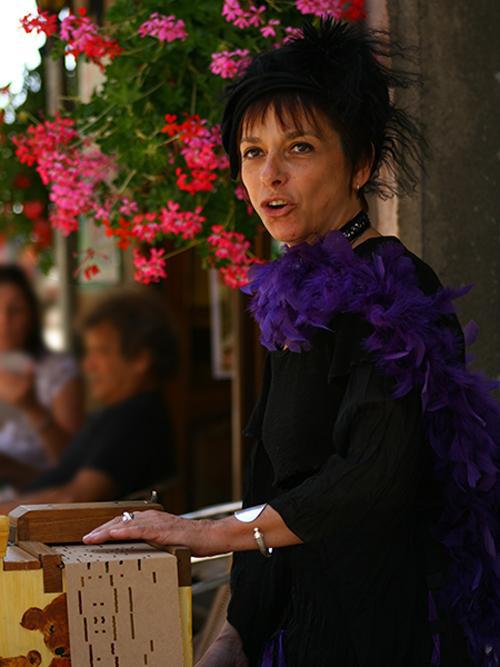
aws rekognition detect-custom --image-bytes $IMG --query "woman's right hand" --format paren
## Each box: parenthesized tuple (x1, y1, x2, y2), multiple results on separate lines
(196, 621, 248, 667)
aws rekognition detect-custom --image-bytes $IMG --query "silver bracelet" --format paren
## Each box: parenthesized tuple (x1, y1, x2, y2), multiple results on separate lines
(234, 504, 273, 558)
(253, 527, 273, 558)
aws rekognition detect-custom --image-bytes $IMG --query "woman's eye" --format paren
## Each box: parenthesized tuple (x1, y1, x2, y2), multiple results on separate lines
(242, 147, 262, 159)
(291, 142, 313, 154)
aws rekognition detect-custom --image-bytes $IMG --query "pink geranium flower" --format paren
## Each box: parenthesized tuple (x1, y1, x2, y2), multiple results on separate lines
(160, 201, 205, 240)
(208, 224, 257, 287)
(161, 114, 227, 196)
(119, 198, 139, 216)
(295, 0, 343, 17)
(138, 13, 187, 43)
(132, 212, 161, 243)
(210, 49, 251, 79)
(222, 0, 266, 29)
(12, 116, 114, 236)
(260, 19, 281, 39)
(60, 8, 121, 70)
(133, 247, 167, 284)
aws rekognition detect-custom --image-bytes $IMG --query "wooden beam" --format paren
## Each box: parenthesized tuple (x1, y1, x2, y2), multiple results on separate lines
(9, 501, 163, 544)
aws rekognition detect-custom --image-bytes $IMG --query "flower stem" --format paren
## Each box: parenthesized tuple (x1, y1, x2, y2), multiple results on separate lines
(117, 169, 137, 193)
(78, 103, 116, 135)
(164, 239, 202, 260)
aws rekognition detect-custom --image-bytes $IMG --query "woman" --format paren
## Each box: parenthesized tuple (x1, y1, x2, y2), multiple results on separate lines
(84, 21, 498, 667)
(0, 265, 83, 495)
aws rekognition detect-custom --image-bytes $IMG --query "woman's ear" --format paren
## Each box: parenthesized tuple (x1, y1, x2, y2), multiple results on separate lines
(352, 145, 375, 192)
(132, 349, 152, 379)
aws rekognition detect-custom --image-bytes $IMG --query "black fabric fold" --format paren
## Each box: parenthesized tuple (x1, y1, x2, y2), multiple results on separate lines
(327, 312, 374, 379)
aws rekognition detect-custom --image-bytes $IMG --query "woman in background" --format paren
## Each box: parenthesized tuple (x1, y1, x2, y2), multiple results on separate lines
(0, 265, 83, 497)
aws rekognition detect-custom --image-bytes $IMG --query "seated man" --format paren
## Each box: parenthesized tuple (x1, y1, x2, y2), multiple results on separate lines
(0, 290, 177, 514)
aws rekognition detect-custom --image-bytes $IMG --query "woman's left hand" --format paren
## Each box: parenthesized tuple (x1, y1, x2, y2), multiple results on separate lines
(0, 369, 36, 409)
(82, 510, 216, 557)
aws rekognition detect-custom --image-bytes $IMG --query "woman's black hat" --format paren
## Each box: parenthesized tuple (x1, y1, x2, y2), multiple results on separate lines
(221, 19, 424, 198)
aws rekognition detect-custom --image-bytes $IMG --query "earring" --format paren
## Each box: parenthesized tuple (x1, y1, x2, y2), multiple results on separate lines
(356, 184, 361, 191)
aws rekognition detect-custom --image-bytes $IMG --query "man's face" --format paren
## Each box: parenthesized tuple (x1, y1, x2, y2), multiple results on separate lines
(82, 322, 149, 405)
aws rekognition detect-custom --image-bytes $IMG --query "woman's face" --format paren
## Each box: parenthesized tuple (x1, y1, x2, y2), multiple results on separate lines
(240, 105, 366, 246)
(0, 285, 32, 352)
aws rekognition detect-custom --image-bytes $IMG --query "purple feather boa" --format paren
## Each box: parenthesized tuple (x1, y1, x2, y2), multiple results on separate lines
(243, 230, 500, 667)
(261, 630, 286, 666)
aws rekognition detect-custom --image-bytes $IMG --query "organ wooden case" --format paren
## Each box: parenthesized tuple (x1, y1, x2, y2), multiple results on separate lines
(0, 502, 192, 667)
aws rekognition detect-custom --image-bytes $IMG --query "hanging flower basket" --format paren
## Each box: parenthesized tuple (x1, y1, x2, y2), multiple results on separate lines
(14, 0, 365, 286)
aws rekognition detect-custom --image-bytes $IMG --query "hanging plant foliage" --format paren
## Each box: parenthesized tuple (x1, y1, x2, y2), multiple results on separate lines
(14, 0, 365, 286)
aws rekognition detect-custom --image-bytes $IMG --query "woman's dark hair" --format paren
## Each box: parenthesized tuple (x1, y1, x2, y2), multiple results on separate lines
(0, 264, 46, 357)
(222, 18, 424, 199)
(82, 290, 178, 382)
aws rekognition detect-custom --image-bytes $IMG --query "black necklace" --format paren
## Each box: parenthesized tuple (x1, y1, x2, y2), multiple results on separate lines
(339, 210, 371, 243)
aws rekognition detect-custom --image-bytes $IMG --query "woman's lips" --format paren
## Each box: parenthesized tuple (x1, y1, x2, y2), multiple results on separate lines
(261, 202, 296, 218)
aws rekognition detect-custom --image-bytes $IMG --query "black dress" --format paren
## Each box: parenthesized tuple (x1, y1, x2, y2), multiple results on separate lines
(227, 237, 472, 667)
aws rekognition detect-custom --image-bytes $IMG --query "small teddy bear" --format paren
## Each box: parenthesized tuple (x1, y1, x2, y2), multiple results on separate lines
(20, 594, 71, 667)
(0, 651, 41, 667)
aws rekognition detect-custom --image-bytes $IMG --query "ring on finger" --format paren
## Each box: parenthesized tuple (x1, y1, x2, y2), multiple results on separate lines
(122, 511, 135, 523)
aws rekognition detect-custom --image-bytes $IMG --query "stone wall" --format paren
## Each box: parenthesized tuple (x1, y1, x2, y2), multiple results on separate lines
(388, 0, 500, 377)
